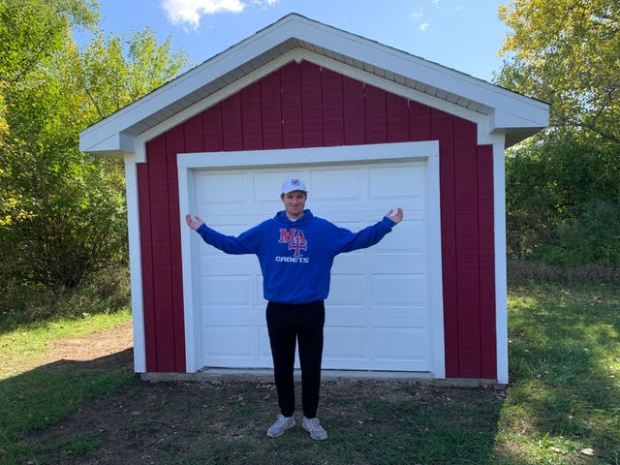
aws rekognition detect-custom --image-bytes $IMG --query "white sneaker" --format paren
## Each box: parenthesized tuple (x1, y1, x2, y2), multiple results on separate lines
(266, 414, 296, 438)
(302, 416, 328, 441)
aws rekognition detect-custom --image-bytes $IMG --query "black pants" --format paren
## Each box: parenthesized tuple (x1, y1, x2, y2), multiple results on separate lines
(266, 300, 325, 419)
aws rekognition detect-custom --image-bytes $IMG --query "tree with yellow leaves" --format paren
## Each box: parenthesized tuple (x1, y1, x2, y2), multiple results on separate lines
(498, 0, 620, 144)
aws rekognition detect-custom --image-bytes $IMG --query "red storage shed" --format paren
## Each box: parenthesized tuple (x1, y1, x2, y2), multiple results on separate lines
(80, 14, 548, 384)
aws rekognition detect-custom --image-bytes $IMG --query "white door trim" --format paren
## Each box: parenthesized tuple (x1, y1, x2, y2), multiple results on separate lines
(177, 141, 445, 377)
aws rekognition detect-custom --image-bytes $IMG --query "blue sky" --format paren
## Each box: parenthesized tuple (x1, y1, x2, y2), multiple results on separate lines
(74, 0, 512, 82)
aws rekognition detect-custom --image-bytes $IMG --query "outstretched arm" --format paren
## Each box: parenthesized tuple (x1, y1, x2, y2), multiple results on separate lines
(336, 208, 404, 254)
(186, 213, 259, 255)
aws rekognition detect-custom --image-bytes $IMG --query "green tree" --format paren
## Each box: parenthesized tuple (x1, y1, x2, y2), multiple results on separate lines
(0, 0, 187, 287)
(498, 0, 620, 272)
(498, 0, 620, 144)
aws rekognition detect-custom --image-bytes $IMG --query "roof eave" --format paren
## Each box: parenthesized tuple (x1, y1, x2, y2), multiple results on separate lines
(79, 13, 550, 156)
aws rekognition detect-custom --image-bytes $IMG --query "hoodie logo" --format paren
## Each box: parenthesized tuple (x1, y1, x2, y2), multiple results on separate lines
(278, 228, 308, 258)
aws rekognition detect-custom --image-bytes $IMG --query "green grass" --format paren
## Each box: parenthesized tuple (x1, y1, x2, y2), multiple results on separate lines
(0, 281, 618, 465)
(0, 271, 135, 465)
(497, 283, 620, 465)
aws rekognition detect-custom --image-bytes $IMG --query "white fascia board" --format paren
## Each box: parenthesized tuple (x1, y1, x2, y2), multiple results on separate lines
(492, 107, 549, 130)
(80, 14, 547, 156)
(79, 130, 135, 155)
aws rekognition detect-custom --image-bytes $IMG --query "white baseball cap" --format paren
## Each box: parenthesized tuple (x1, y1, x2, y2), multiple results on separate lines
(281, 177, 307, 194)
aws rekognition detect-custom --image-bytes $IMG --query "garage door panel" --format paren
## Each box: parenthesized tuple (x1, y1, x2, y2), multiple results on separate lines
(369, 163, 425, 198)
(203, 327, 255, 357)
(367, 306, 429, 328)
(199, 276, 252, 305)
(325, 306, 366, 325)
(328, 275, 366, 305)
(324, 327, 368, 359)
(374, 327, 430, 362)
(372, 275, 428, 307)
(201, 256, 257, 275)
(373, 221, 425, 252)
(310, 168, 367, 202)
(332, 254, 421, 275)
(364, 254, 425, 274)
(196, 172, 253, 204)
(203, 306, 264, 326)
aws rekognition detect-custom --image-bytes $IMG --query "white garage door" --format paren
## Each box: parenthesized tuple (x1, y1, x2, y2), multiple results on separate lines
(192, 159, 430, 371)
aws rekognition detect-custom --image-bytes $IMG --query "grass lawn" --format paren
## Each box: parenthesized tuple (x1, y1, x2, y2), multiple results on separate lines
(0, 282, 618, 465)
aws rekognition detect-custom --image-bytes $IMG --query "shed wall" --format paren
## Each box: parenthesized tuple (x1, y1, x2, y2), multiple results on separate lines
(137, 60, 496, 378)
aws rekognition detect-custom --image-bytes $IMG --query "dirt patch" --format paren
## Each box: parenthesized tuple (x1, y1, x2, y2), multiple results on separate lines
(42, 323, 133, 369)
(15, 327, 505, 464)
(23, 377, 504, 465)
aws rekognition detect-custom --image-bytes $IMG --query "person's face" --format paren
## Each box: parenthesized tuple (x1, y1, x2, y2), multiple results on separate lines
(280, 190, 307, 218)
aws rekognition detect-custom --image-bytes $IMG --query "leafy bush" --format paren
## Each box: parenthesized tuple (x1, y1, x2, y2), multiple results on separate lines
(506, 131, 620, 269)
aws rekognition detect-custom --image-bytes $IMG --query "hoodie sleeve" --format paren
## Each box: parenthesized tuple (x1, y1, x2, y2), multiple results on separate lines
(333, 216, 397, 255)
(195, 223, 261, 255)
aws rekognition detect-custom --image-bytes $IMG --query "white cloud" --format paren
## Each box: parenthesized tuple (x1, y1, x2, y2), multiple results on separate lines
(410, 6, 424, 19)
(419, 22, 430, 31)
(162, 0, 246, 28)
(251, 0, 278, 5)
(431, 0, 439, 4)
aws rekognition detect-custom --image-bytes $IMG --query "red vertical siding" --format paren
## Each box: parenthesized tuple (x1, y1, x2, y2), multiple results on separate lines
(138, 60, 498, 378)
(342, 76, 365, 145)
(165, 125, 187, 371)
(386, 94, 409, 142)
(453, 118, 481, 377)
(241, 84, 263, 150)
(137, 163, 156, 371)
(260, 72, 283, 149)
(146, 135, 176, 371)
(301, 61, 323, 147)
(364, 85, 387, 144)
(281, 62, 303, 148)
(477, 145, 497, 378)
(184, 113, 204, 153)
(203, 104, 223, 152)
(322, 69, 344, 146)
(431, 108, 459, 377)
(222, 93, 243, 151)
(409, 101, 432, 141)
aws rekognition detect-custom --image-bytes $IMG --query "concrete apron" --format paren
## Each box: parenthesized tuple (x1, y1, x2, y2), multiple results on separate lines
(141, 369, 506, 389)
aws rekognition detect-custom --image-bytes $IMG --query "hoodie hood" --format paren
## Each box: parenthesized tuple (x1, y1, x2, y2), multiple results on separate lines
(275, 209, 314, 225)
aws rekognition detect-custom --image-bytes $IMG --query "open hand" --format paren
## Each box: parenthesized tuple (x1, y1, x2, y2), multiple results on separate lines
(185, 214, 204, 231)
(385, 208, 404, 224)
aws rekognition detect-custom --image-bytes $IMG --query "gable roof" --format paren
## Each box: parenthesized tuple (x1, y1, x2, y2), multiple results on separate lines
(79, 13, 549, 155)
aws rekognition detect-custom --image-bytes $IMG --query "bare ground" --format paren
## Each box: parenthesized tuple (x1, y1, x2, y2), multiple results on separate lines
(17, 325, 505, 465)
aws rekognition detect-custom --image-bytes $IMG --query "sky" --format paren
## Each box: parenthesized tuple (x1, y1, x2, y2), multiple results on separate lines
(74, 0, 512, 82)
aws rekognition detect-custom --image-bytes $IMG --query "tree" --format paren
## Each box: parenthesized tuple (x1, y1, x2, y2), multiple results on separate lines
(497, 0, 620, 144)
(0, 0, 187, 287)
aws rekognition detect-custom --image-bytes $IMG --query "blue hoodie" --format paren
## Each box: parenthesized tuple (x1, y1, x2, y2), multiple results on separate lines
(196, 209, 396, 304)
